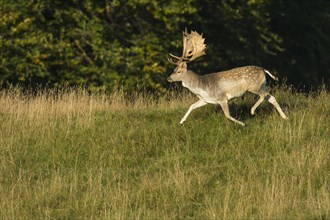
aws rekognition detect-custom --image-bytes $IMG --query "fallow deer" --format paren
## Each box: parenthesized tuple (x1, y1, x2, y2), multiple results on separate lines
(167, 29, 288, 126)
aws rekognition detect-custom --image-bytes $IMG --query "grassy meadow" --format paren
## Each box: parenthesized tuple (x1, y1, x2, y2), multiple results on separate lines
(0, 86, 329, 219)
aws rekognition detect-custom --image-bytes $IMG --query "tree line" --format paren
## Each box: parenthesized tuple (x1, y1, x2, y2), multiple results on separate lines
(1, 0, 329, 92)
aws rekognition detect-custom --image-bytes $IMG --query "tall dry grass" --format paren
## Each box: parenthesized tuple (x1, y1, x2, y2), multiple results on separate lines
(0, 86, 329, 219)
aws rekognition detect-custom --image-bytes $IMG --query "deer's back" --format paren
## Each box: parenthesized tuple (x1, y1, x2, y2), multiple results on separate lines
(201, 66, 266, 100)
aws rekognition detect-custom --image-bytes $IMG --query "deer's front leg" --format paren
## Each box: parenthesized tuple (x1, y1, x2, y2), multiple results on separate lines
(180, 99, 207, 125)
(218, 99, 246, 126)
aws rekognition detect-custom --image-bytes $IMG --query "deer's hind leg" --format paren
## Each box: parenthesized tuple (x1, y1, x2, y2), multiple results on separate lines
(251, 93, 266, 115)
(250, 83, 267, 115)
(250, 87, 288, 119)
(266, 94, 288, 119)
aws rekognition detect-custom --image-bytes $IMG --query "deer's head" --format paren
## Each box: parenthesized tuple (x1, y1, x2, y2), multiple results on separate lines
(167, 29, 207, 82)
(167, 61, 188, 82)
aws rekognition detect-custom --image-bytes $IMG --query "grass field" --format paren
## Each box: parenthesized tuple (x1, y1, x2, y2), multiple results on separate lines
(0, 86, 329, 219)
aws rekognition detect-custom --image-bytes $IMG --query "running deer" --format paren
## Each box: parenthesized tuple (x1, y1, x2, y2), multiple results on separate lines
(167, 29, 288, 126)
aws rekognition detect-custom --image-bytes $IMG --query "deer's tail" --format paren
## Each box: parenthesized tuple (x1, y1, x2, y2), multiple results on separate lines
(264, 69, 278, 81)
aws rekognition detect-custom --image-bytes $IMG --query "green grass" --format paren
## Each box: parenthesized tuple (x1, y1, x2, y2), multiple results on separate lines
(0, 87, 329, 219)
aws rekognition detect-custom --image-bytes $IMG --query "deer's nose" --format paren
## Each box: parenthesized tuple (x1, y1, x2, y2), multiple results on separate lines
(167, 77, 173, 82)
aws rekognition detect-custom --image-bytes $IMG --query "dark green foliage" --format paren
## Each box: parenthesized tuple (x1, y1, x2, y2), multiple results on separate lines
(1, 0, 329, 91)
(268, 0, 330, 89)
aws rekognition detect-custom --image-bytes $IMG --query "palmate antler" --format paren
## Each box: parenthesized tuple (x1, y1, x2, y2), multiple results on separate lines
(168, 28, 207, 64)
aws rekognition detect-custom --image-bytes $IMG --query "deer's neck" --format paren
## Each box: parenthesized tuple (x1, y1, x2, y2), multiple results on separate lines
(181, 70, 202, 89)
